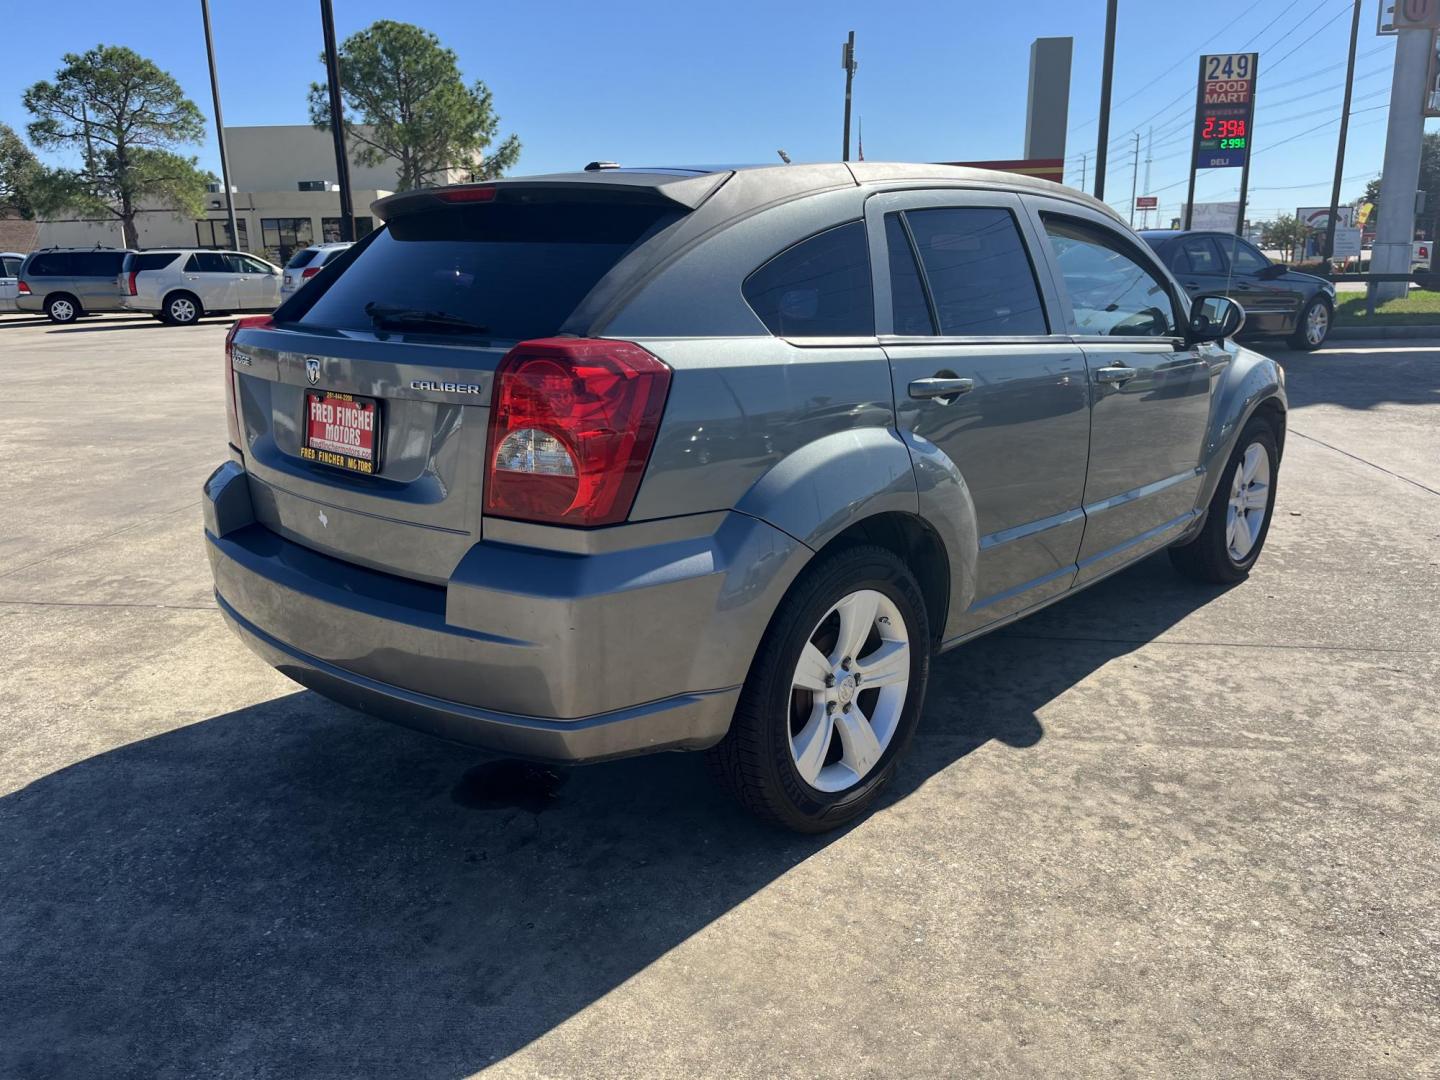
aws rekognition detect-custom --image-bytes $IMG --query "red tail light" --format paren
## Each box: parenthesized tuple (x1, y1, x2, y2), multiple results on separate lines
(301, 266, 321, 280)
(225, 316, 273, 450)
(484, 338, 671, 527)
(439, 186, 498, 203)
(126, 271, 138, 296)
(17, 280, 30, 296)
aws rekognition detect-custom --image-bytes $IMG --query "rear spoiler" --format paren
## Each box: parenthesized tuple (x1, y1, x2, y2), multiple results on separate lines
(373, 170, 733, 221)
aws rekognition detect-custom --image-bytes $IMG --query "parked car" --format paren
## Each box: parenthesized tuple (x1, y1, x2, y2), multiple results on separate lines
(1139, 229, 1336, 349)
(208, 164, 1286, 832)
(0, 252, 22, 313)
(16, 247, 132, 322)
(281, 242, 353, 298)
(118, 249, 282, 324)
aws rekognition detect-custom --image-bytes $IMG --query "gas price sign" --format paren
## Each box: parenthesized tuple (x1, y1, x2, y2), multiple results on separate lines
(1192, 53, 1258, 169)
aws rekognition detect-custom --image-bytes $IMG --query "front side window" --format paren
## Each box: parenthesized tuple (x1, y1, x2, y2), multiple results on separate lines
(1043, 217, 1178, 337)
(904, 207, 1048, 335)
(1221, 238, 1269, 275)
(743, 221, 874, 337)
(2, 256, 22, 277)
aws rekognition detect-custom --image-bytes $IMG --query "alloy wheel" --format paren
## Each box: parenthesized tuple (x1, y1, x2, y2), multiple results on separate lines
(788, 589, 911, 793)
(1305, 302, 1329, 346)
(170, 298, 197, 323)
(1226, 442, 1271, 562)
(50, 299, 74, 322)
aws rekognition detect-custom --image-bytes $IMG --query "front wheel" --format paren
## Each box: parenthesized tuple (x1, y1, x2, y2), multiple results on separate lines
(707, 545, 931, 833)
(1289, 296, 1331, 351)
(1169, 416, 1279, 584)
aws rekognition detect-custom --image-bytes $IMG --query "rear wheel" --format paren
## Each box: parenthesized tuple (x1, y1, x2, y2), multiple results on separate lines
(1289, 295, 1331, 350)
(707, 545, 930, 833)
(45, 295, 80, 323)
(162, 292, 202, 325)
(1169, 415, 1279, 584)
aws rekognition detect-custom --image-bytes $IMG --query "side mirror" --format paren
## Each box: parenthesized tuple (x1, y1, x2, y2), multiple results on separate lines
(1190, 295, 1245, 342)
(1257, 263, 1286, 280)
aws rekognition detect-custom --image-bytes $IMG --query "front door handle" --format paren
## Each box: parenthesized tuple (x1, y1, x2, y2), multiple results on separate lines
(1094, 366, 1137, 384)
(908, 376, 974, 400)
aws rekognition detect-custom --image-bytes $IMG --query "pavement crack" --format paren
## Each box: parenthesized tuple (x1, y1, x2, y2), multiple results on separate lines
(1288, 428, 1440, 497)
(0, 501, 201, 581)
(0, 598, 215, 612)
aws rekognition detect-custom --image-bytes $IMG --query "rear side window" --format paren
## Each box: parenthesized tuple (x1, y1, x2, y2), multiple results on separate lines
(131, 253, 178, 273)
(884, 214, 935, 335)
(185, 252, 232, 273)
(904, 208, 1048, 336)
(27, 252, 71, 276)
(298, 199, 678, 341)
(71, 251, 125, 276)
(286, 248, 318, 269)
(743, 221, 874, 337)
(1174, 236, 1224, 274)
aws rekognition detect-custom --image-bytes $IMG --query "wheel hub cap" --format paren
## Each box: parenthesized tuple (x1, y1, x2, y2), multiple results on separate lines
(788, 589, 911, 793)
(1226, 442, 1271, 563)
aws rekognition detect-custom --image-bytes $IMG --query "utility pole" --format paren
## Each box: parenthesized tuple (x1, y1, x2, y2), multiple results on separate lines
(841, 31, 857, 162)
(1183, 54, 1203, 230)
(200, 0, 239, 252)
(1128, 132, 1141, 226)
(1079, 151, 1088, 191)
(1094, 0, 1118, 199)
(1142, 126, 1153, 227)
(1373, 24, 1433, 301)
(1324, 0, 1363, 264)
(320, 0, 356, 242)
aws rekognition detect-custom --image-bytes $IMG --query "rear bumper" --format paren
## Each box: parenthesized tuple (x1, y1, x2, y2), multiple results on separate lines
(204, 461, 808, 763)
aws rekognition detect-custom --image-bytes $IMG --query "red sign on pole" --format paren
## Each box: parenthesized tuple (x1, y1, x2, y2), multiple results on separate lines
(1135, 195, 1159, 209)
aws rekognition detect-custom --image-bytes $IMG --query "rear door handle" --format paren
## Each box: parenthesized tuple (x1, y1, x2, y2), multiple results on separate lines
(908, 376, 974, 400)
(1094, 366, 1137, 383)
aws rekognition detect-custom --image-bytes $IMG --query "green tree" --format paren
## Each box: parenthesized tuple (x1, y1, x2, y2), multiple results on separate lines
(1261, 214, 1311, 259)
(0, 123, 42, 218)
(308, 20, 521, 191)
(23, 45, 209, 247)
(1363, 131, 1440, 219)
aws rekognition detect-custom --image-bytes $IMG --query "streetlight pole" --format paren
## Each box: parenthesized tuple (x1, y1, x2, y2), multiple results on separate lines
(1129, 132, 1140, 226)
(320, 0, 355, 242)
(841, 31, 857, 162)
(1094, 0, 1118, 199)
(199, 0, 239, 251)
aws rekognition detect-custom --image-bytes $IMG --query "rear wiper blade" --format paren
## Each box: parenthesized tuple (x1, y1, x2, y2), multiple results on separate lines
(364, 302, 488, 334)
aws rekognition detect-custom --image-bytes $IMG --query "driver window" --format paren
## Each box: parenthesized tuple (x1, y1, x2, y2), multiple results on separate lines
(1220, 238, 1269, 275)
(1042, 216, 1178, 338)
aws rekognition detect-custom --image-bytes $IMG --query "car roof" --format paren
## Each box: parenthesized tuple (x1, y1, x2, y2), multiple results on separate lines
(374, 161, 1125, 225)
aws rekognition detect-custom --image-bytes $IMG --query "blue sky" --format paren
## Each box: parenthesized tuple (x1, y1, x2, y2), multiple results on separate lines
(0, 0, 1421, 225)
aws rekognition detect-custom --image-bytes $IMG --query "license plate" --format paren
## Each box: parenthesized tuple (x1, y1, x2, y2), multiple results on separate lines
(300, 390, 381, 475)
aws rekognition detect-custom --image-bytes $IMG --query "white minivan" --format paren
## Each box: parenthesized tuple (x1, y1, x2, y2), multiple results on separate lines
(0, 252, 23, 312)
(118, 249, 282, 324)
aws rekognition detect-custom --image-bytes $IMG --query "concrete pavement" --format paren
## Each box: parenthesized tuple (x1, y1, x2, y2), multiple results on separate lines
(1, 315, 1437, 1078)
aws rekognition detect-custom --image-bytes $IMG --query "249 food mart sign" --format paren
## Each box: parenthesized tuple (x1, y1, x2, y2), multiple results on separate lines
(1192, 53, 1258, 169)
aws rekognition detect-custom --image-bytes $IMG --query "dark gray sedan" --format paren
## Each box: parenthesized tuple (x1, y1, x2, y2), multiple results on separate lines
(1139, 229, 1336, 349)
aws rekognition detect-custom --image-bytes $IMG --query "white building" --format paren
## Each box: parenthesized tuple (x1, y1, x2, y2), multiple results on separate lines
(33, 124, 469, 263)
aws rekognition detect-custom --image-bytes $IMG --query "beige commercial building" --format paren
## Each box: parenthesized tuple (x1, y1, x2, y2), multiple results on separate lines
(32, 124, 469, 263)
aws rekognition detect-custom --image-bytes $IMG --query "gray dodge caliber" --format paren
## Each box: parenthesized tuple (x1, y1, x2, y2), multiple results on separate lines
(206, 163, 1286, 832)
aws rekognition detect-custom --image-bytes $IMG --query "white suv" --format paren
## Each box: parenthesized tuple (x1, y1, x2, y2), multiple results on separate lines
(119, 249, 282, 324)
(281, 242, 353, 298)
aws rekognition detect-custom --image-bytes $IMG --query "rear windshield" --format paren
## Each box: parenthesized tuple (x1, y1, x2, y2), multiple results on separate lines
(286, 248, 318, 269)
(125, 252, 180, 273)
(297, 199, 678, 341)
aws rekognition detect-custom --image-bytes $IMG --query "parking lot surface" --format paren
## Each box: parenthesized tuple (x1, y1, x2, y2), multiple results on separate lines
(2, 313, 1438, 1078)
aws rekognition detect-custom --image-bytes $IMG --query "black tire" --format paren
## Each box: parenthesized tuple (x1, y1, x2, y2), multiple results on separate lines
(1169, 415, 1280, 584)
(161, 291, 203, 325)
(45, 294, 81, 324)
(1288, 295, 1332, 351)
(706, 544, 931, 833)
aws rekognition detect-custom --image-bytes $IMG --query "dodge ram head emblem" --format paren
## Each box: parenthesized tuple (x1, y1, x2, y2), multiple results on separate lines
(305, 357, 321, 385)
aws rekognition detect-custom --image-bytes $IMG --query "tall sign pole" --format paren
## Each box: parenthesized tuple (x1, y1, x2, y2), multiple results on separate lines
(1185, 53, 1259, 232)
(320, 0, 355, 242)
(1372, 2, 1440, 301)
(841, 32, 857, 162)
(1325, 1, 1364, 262)
(1128, 132, 1140, 226)
(1094, 0, 1118, 199)
(199, 0, 239, 250)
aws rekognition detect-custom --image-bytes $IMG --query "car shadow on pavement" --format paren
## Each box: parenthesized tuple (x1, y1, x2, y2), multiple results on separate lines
(0, 554, 1225, 1078)
(1272, 343, 1440, 412)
